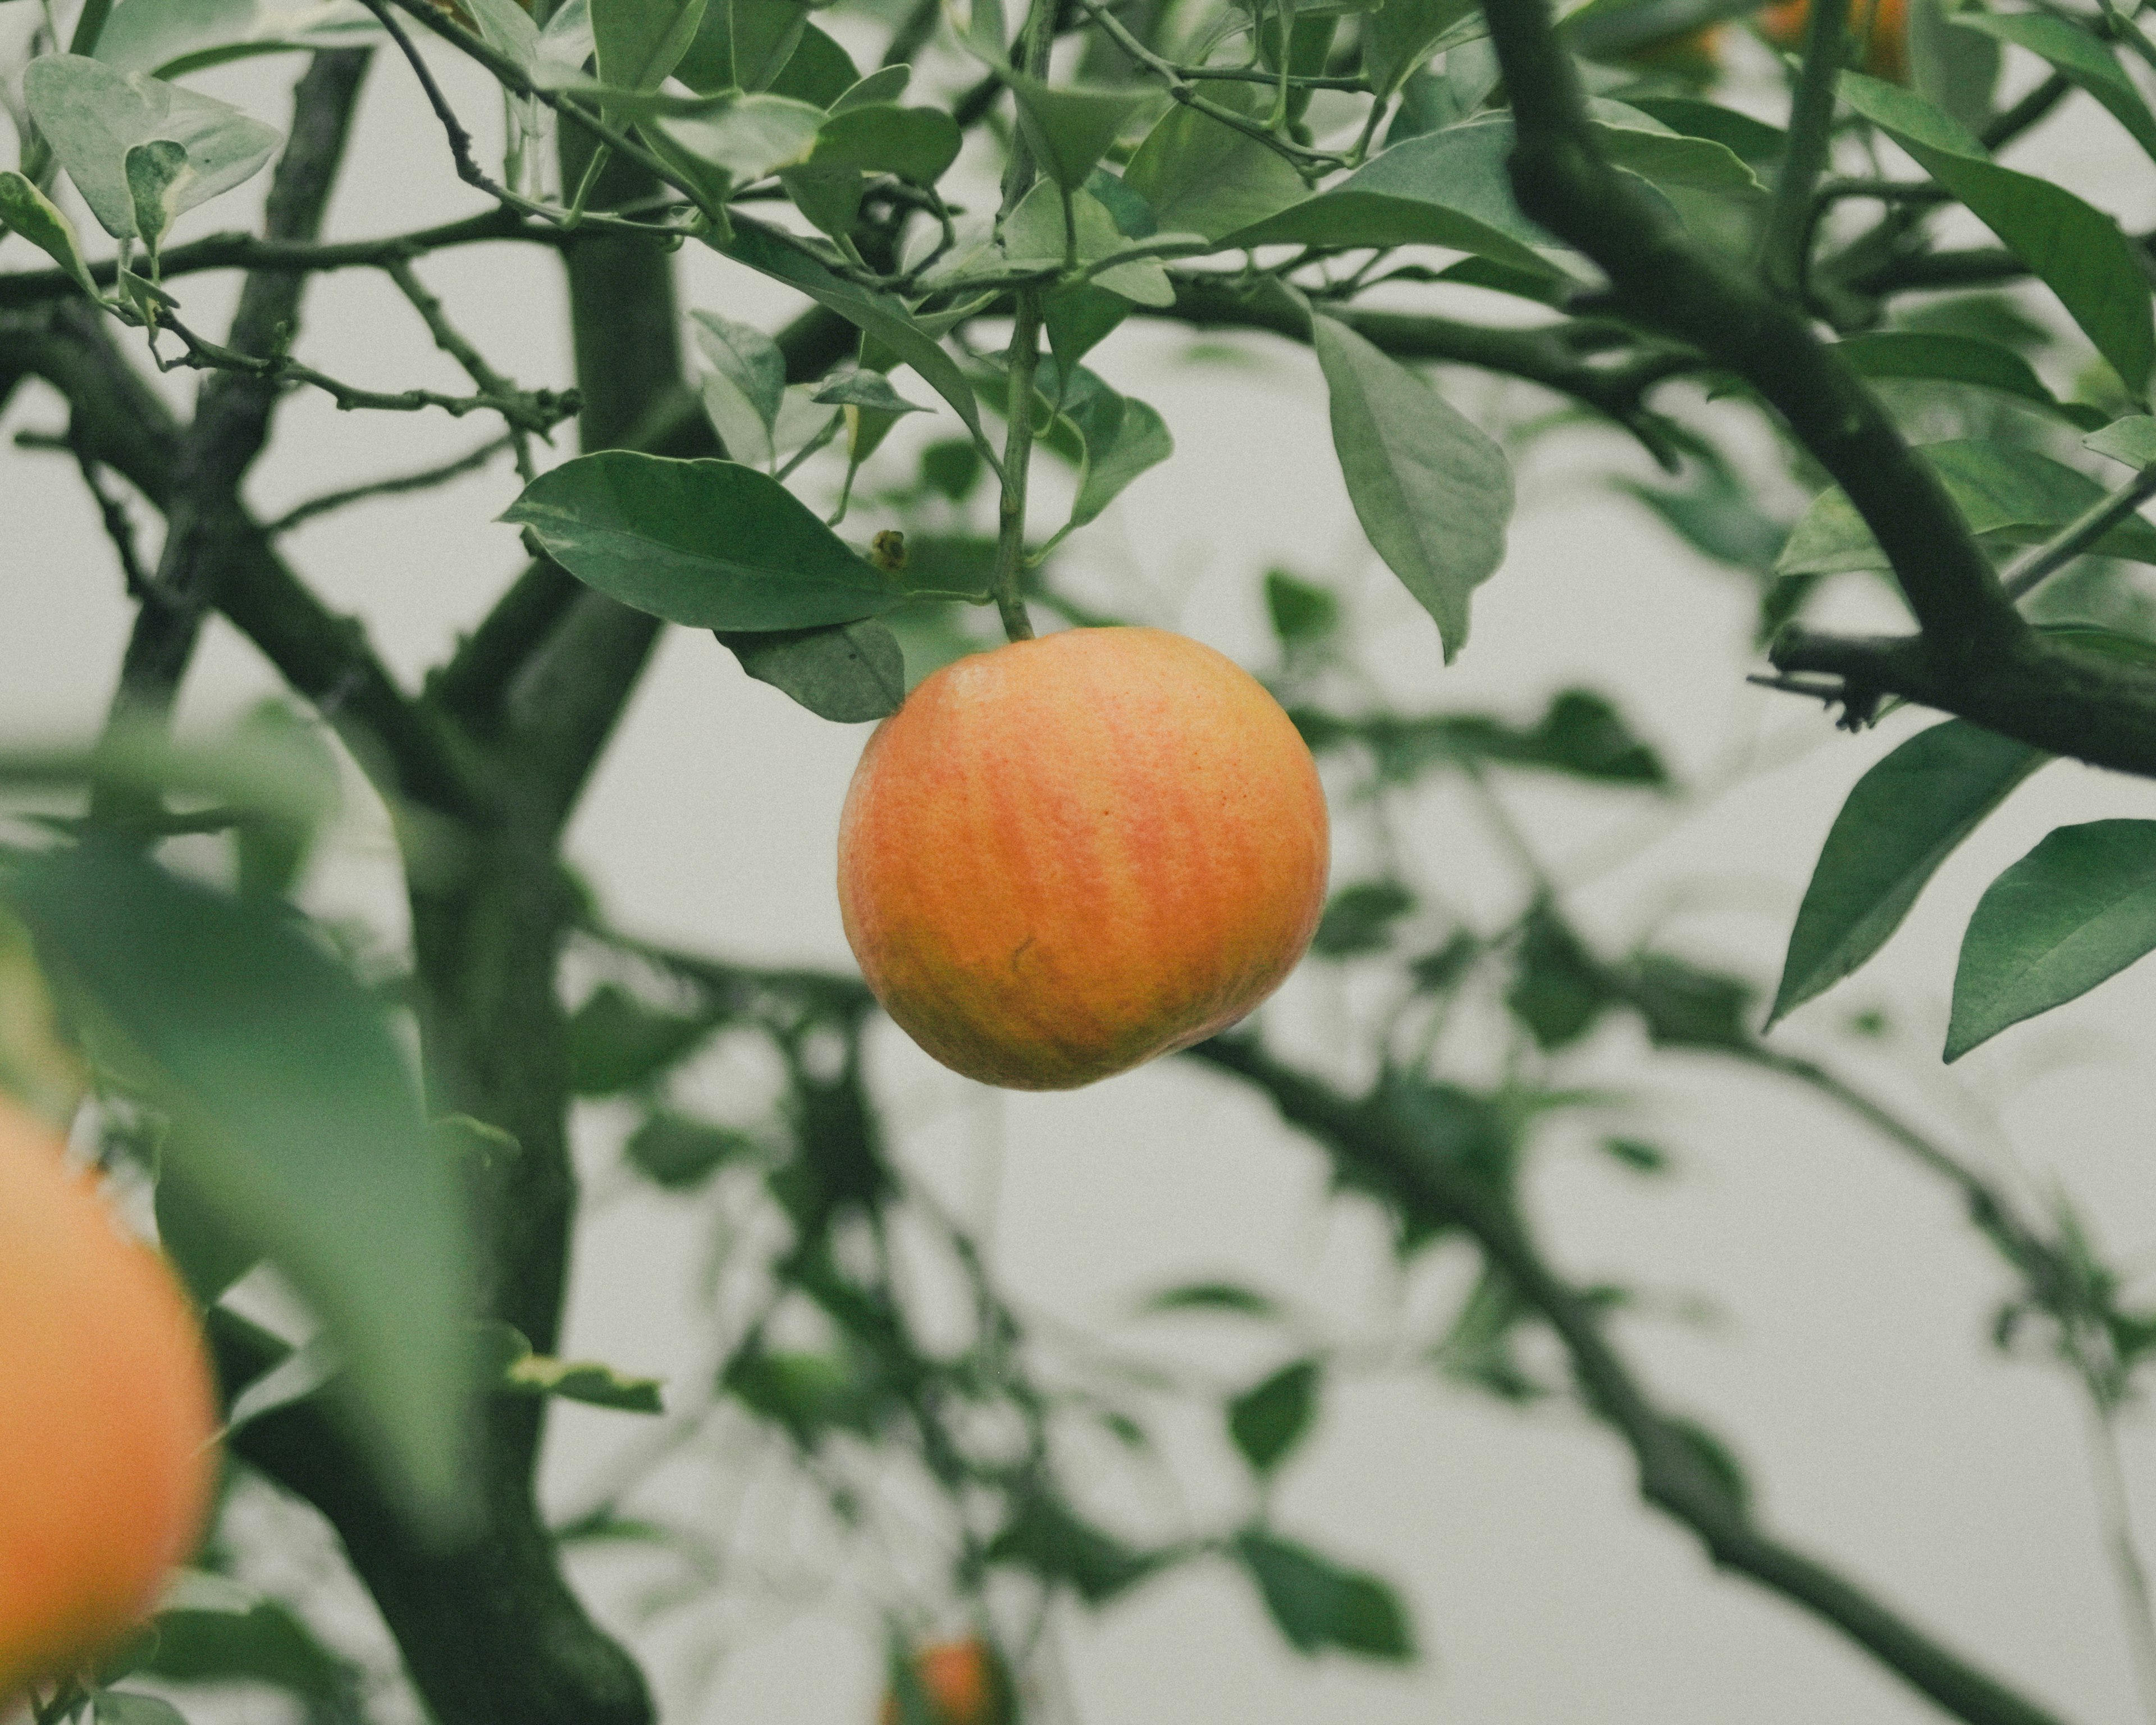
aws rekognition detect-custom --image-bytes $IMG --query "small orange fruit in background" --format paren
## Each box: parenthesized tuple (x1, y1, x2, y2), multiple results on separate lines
(1756, 0, 1909, 80)
(838, 627, 1329, 1090)
(878, 1637, 1011, 1725)
(0, 1095, 218, 1700)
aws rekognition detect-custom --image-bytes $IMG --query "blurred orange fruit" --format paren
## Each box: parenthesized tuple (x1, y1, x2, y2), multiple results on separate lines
(878, 1637, 1011, 1725)
(0, 1097, 218, 1699)
(837, 627, 1330, 1090)
(1756, 0, 1909, 80)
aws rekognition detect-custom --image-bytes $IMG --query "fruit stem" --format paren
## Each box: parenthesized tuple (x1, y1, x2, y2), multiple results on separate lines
(993, 286, 1043, 642)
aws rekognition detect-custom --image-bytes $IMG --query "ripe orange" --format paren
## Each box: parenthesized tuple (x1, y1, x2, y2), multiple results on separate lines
(878, 1637, 1011, 1725)
(1756, 0, 1908, 80)
(0, 1097, 218, 1700)
(837, 627, 1329, 1090)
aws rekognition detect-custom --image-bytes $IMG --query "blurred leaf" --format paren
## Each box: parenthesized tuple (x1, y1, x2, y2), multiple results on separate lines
(1432, 1262, 1547, 1400)
(1600, 1135, 1668, 1172)
(4, 845, 473, 1526)
(1141, 1280, 1282, 1317)
(1947, 820, 2156, 1061)
(1312, 880, 1416, 957)
(1833, 331, 2098, 426)
(1841, 74, 2153, 394)
(1616, 460, 1788, 576)
(1313, 313, 1513, 662)
(0, 169, 102, 300)
(227, 701, 340, 904)
(566, 982, 710, 1096)
(480, 1320, 666, 1413)
(1623, 96, 1786, 162)
(1906, 0, 1997, 138)
(1954, 12, 2156, 162)
(1505, 905, 1610, 1050)
(625, 1111, 760, 1188)
(93, 1694, 188, 1725)
(154, 1157, 257, 1307)
(1228, 1358, 1322, 1475)
(1407, 929, 1481, 993)
(504, 454, 902, 630)
(95, 0, 379, 77)
(2086, 416, 2156, 469)
(1441, 690, 1667, 784)
(1771, 720, 2049, 1025)
(149, 1596, 354, 1704)
(766, 20, 857, 104)
(986, 1492, 1161, 1603)
(918, 439, 986, 501)
(1266, 570, 1341, 649)
(1612, 953, 1753, 1052)
(724, 1343, 888, 1445)
(813, 369, 927, 414)
(1668, 1416, 1750, 1512)
(1233, 1531, 1414, 1659)
(24, 54, 281, 240)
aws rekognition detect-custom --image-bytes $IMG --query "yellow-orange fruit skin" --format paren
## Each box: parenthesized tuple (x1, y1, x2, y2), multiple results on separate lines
(0, 1097, 218, 1701)
(1756, 0, 1907, 80)
(838, 628, 1330, 1091)
(878, 1638, 1010, 1725)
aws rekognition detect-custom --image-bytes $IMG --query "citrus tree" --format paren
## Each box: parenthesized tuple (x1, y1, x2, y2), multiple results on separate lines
(2, 0, 2154, 1721)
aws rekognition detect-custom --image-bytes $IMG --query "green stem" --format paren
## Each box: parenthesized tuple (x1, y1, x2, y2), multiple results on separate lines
(1758, 0, 1848, 301)
(2001, 464, 2156, 601)
(994, 287, 1044, 642)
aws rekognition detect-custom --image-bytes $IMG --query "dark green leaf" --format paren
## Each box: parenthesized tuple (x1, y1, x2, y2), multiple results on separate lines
(1506, 905, 1611, 1050)
(833, 65, 912, 112)
(1233, 1531, 1414, 1659)
(1043, 284, 1132, 375)
(1228, 1358, 1322, 1475)
(1266, 569, 1341, 647)
(1407, 930, 1480, 993)
(1006, 73, 1145, 191)
(1833, 331, 2090, 422)
(715, 618, 907, 721)
(1906, 0, 1997, 138)
(1313, 313, 1513, 661)
(1668, 1416, 1750, 1512)
(646, 92, 823, 206)
(812, 369, 928, 413)
(1947, 820, 2156, 1061)
(1444, 690, 1668, 784)
(1613, 953, 1753, 1052)
(1141, 1280, 1282, 1317)
(986, 1493, 1161, 1603)
(1623, 97, 1787, 162)
(625, 1111, 759, 1188)
(1600, 1135, 1669, 1172)
(723, 1343, 890, 1445)
(565, 982, 710, 1096)
(504, 453, 902, 630)
(1840, 74, 2154, 394)
(154, 1159, 257, 1308)
(1312, 880, 1416, 957)
(677, 0, 807, 90)
(5, 846, 473, 1526)
(768, 21, 859, 104)
(918, 439, 985, 501)
(1771, 719, 2049, 1024)
(810, 102, 961, 183)
(592, 0, 707, 119)
(1123, 94, 1308, 241)
(692, 310, 785, 432)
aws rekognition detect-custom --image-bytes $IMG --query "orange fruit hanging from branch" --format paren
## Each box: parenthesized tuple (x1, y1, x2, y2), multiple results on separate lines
(0, 1096, 218, 1700)
(1756, 0, 1909, 81)
(878, 1637, 1012, 1725)
(838, 628, 1330, 1090)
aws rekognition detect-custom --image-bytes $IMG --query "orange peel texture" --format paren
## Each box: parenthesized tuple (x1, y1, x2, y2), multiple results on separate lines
(838, 627, 1331, 1090)
(0, 1097, 218, 1700)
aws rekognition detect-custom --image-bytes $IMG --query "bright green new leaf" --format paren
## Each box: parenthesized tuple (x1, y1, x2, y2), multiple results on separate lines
(1947, 820, 2156, 1061)
(2086, 416, 2156, 469)
(1123, 95, 1308, 241)
(1841, 74, 2154, 394)
(1233, 1531, 1414, 1659)
(720, 218, 993, 460)
(1954, 12, 2156, 162)
(1228, 1358, 1322, 1475)
(809, 102, 961, 183)
(503, 453, 903, 629)
(715, 619, 908, 720)
(1362, 0, 1480, 99)
(1312, 313, 1513, 661)
(0, 170, 102, 299)
(4, 845, 477, 1527)
(1770, 719, 2049, 1025)
(1778, 439, 2156, 577)
(24, 53, 280, 240)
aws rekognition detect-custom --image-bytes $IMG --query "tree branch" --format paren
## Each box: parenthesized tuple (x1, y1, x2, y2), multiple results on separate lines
(1185, 1034, 2080, 1725)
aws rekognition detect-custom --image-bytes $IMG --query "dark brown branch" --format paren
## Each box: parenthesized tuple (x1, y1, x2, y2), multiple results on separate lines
(1477, 0, 2026, 665)
(1186, 1034, 2079, 1725)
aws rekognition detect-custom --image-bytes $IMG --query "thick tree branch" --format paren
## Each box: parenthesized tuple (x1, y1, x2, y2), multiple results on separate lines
(1476, 0, 2026, 665)
(1185, 1034, 2079, 1725)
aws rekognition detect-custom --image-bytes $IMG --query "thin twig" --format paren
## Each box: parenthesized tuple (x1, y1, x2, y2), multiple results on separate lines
(386, 258, 550, 479)
(266, 433, 513, 535)
(2002, 466, 2156, 601)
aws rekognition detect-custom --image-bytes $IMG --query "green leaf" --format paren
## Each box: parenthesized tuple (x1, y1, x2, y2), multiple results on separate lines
(1312, 313, 1513, 661)
(1613, 952, 1752, 1052)
(692, 308, 784, 466)
(466, 0, 542, 71)
(1505, 905, 1611, 1050)
(1770, 719, 2049, 1025)
(1622, 97, 1787, 163)
(481, 1321, 667, 1413)
(123, 138, 188, 262)
(4, 846, 474, 1526)
(833, 65, 912, 111)
(1006, 73, 1145, 191)
(1266, 569, 1341, 646)
(95, 0, 377, 78)
(565, 982, 709, 1095)
(1840, 74, 2154, 394)
(985, 1492, 1161, 1603)
(813, 368, 927, 414)
(767, 21, 858, 105)
(1778, 439, 2156, 577)
(0, 168, 102, 299)
(1226, 121, 1566, 280)
(94, 1693, 188, 1725)
(724, 1343, 889, 1445)
(647, 91, 823, 204)
(1312, 880, 1416, 956)
(809, 102, 961, 183)
(23, 54, 280, 240)
(1947, 820, 2156, 1061)
(1141, 1280, 1282, 1317)
(1906, 0, 1997, 138)
(1833, 330, 2091, 423)
(1600, 1135, 1668, 1172)
(1954, 12, 2156, 163)
(1043, 283, 1132, 373)
(2087, 416, 2156, 469)
(625, 1111, 759, 1188)
(1233, 1531, 1414, 1659)
(1123, 96, 1308, 241)
(675, 0, 805, 90)
(1056, 369, 1173, 532)
(502, 453, 902, 630)
(1586, 102, 1762, 197)
(148, 1596, 350, 1701)
(718, 219, 992, 458)
(714, 618, 907, 720)
(1362, 0, 1481, 99)
(1437, 690, 1668, 783)
(1228, 1358, 1322, 1474)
